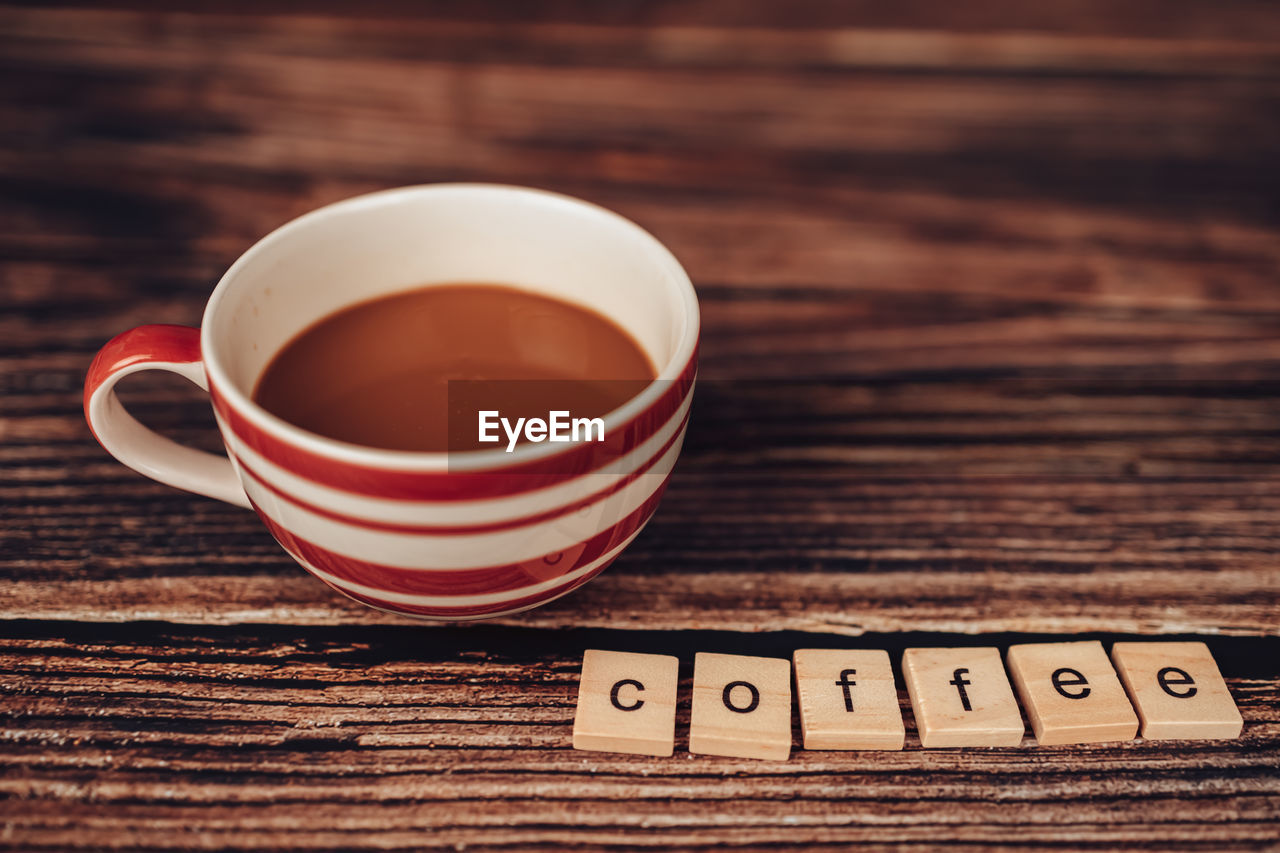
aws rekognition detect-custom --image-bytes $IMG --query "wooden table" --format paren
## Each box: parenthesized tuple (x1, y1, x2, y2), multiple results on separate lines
(3, 3, 1279, 849)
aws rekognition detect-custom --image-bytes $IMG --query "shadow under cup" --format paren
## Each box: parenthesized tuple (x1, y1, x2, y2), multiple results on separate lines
(201, 185, 700, 619)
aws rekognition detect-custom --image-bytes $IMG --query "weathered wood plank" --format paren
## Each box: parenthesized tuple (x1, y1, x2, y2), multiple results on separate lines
(0, 625, 1276, 850)
(9, 0, 1280, 42)
(3, 564, 1278, 636)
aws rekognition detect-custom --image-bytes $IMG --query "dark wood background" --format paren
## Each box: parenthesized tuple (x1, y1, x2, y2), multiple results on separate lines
(2, 2, 1279, 849)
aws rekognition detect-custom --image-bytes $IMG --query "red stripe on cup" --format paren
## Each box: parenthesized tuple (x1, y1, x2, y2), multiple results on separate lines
(251, 481, 670, 596)
(319, 558, 617, 618)
(208, 343, 697, 502)
(232, 407, 690, 536)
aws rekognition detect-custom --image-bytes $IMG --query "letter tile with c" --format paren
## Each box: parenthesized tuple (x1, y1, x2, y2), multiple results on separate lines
(572, 649, 679, 756)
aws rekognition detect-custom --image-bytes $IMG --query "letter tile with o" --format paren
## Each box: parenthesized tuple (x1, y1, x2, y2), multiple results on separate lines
(689, 652, 793, 760)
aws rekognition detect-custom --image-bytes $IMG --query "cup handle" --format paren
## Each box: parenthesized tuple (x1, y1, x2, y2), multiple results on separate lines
(84, 324, 251, 508)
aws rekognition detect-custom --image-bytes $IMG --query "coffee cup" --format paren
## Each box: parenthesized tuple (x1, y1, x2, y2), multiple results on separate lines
(84, 184, 699, 620)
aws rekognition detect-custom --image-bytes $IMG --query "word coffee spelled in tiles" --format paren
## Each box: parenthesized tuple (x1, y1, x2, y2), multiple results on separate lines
(571, 642, 1242, 759)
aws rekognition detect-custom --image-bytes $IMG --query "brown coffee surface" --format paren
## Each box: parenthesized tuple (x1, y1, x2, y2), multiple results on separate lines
(252, 284, 655, 452)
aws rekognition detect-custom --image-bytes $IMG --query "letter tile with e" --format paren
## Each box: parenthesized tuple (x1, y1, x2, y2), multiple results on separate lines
(1006, 641, 1138, 746)
(689, 652, 792, 760)
(1111, 642, 1243, 740)
(572, 649, 679, 756)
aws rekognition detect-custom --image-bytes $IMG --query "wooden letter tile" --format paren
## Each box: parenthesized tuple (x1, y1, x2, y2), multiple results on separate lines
(1111, 642, 1243, 740)
(1006, 641, 1138, 746)
(573, 649, 679, 756)
(902, 648, 1025, 747)
(793, 649, 905, 750)
(689, 653, 792, 760)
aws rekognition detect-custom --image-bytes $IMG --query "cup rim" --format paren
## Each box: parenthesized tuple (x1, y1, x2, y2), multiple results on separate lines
(201, 183, 700, 473)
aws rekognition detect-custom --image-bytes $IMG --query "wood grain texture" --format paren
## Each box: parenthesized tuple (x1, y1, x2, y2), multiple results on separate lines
(1, 623, 1278, 851)
(1, 1, 1279, 848)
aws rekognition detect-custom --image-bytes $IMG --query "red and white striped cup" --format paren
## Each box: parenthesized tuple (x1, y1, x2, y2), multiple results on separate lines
(84, 185, 699, 620)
